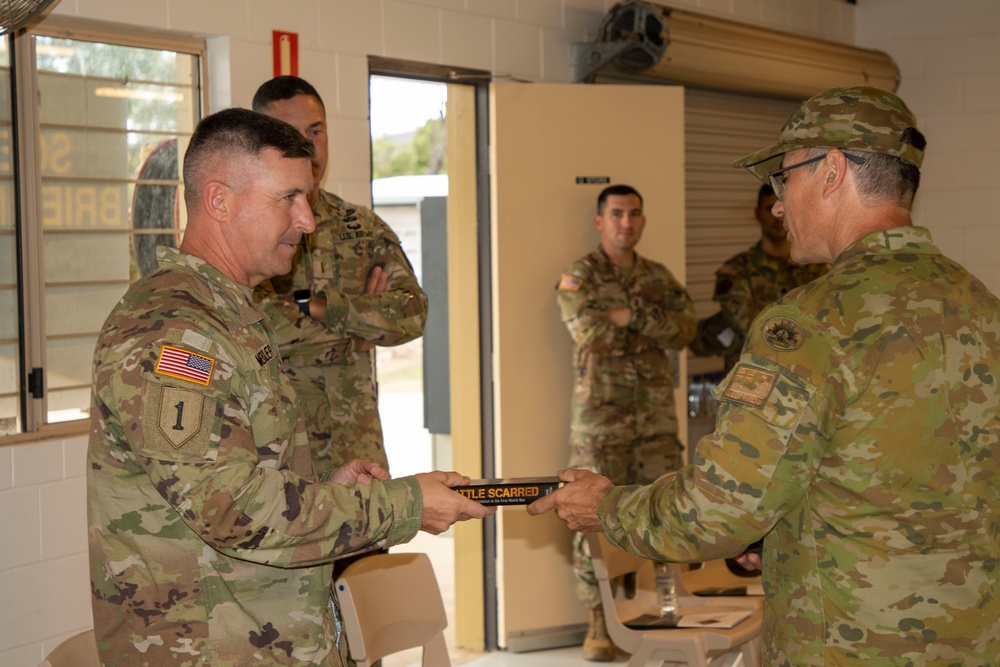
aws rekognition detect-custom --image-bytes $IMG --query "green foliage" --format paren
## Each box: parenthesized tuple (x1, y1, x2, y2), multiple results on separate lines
(372, 115, 446, 179)
(35, 36, 187, 82)
(35, 36, 198, 175)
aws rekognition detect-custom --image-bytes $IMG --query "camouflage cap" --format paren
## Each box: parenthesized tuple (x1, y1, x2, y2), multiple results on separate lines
(733, 86, 924, 182)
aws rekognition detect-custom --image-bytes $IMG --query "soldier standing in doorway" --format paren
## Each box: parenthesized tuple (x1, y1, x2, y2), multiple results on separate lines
(555, 184, 696, 661)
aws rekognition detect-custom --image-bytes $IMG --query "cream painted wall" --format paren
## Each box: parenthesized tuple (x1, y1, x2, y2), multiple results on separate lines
(0, 0, 892, 664)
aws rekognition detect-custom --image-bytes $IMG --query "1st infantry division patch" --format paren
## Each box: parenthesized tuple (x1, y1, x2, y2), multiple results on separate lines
(157, 386, 205, 449)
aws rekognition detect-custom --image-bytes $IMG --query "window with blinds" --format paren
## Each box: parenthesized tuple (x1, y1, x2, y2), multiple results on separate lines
(2, 25, 204, 436)
(0, 45, 14, 434)
(36, 35, 201, 424)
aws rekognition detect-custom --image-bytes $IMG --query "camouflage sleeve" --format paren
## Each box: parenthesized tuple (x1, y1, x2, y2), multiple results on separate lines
(131, 347, 422, 567)
(556, 270, 633, 355)
(598, 304, 845, 562)
(627, 270, 697, 350)
(322, 230, 428, 347)
(254, 279, 360, 366)
(715, 264, 756, 337)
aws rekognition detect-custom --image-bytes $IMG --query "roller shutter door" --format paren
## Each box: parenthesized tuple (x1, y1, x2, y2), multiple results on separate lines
(684, 88, 797, 375)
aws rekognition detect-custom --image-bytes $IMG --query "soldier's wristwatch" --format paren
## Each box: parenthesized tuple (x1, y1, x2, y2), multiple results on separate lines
(293, 289, 311, 315)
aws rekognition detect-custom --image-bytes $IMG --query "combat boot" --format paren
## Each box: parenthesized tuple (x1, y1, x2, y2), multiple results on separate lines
(582, 605, 616, 661)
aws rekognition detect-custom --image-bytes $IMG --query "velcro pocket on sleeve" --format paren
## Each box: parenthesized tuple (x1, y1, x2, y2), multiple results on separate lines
(715, 355, 815, 431)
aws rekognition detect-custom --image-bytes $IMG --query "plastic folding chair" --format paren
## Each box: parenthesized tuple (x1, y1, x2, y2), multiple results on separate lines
(335, 552, 450, 667)
(587, 533, 762, 667)
(38, 629, 99, 667)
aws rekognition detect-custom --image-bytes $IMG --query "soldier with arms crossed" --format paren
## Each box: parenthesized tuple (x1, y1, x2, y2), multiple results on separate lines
(87, 108, 491, 666)
(555, 184, 696, 661)
(695, 183, 826, 373)
(252, 75, 428, 480)
(531, 87, 1000, 665)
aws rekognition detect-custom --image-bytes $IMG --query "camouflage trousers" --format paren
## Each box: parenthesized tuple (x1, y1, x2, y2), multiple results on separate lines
(285, 363, 388, 480)
(569, 431, 684, 608)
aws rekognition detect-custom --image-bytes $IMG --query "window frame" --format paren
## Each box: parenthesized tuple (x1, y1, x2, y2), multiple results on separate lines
(4, 18, 207, 441)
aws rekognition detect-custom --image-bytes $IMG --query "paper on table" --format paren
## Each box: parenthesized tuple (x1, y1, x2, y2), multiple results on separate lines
(624, 608, 752, 630)
(676, 609, 753, 628)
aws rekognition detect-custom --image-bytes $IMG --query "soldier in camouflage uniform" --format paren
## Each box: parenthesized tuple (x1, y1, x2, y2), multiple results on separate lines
(531, 87, 1000, 665)
(702, 184, 826, 373)
(87, 108, 491, 667)
(252, 76, 428, 480)
(555, 184, 696, 661)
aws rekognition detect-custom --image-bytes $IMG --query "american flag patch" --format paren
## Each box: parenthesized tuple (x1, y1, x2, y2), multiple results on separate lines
(155, 345, 215, 386)
(558, 274, 583, 291)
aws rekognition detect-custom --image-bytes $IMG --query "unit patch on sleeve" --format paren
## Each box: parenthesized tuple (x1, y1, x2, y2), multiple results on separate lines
(558, 274, 583, 291)
(722, 364, 778, 408)
(157, 387, 206, 449)
(763, 317, 805, 352)
(155, 345, 215, 385)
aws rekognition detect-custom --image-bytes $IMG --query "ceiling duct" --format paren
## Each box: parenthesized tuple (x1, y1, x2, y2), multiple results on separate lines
(572, 0, 899, 99)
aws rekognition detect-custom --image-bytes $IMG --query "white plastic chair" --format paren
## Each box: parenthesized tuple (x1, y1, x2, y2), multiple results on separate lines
(587, 533, 762, 667)
(334, 552, 450, 667)
(38, 629, 100, 667)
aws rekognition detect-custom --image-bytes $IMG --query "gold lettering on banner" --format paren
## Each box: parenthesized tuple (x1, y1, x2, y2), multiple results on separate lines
(31, 130, 129, 228)
(42, 184, 124, 228)
(43, 132, 73, 175)
(0, 128, 11, 173)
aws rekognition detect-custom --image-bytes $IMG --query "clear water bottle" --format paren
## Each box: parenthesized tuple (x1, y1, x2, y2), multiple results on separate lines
(654, 562, 677, 617)
(688, 379, 703, 418)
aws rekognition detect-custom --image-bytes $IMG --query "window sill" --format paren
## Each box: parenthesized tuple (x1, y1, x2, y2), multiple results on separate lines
(0, 420, 89, 447)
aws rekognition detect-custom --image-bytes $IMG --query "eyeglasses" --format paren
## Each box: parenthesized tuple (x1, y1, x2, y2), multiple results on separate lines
(768, 151, 866, 200)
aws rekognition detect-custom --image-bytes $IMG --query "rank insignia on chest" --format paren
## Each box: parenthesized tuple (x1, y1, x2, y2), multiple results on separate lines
(722, 365, 777, 408)
(339, 230, 375, 241)
(255, 344, 275, 368)
(762, 316, 805, 352)
(155, 345, 215, 386)
(559, 274, 583, 291)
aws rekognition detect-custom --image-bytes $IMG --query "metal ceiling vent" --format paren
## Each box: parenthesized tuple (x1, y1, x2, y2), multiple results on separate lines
(573, 0, 899, 99)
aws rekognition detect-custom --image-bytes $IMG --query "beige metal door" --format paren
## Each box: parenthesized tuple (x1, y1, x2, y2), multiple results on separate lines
(489, 81, 686, 649)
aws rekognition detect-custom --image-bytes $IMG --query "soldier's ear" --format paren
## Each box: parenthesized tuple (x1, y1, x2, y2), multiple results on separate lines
(822, 150, 848, 198)
(204, 181, 231, 223)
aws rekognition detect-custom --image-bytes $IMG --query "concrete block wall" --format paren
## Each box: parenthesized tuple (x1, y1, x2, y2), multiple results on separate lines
(0, 436, 90, 666)
(857, 0, 1000, 296)
(45, 0, 856, 209)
